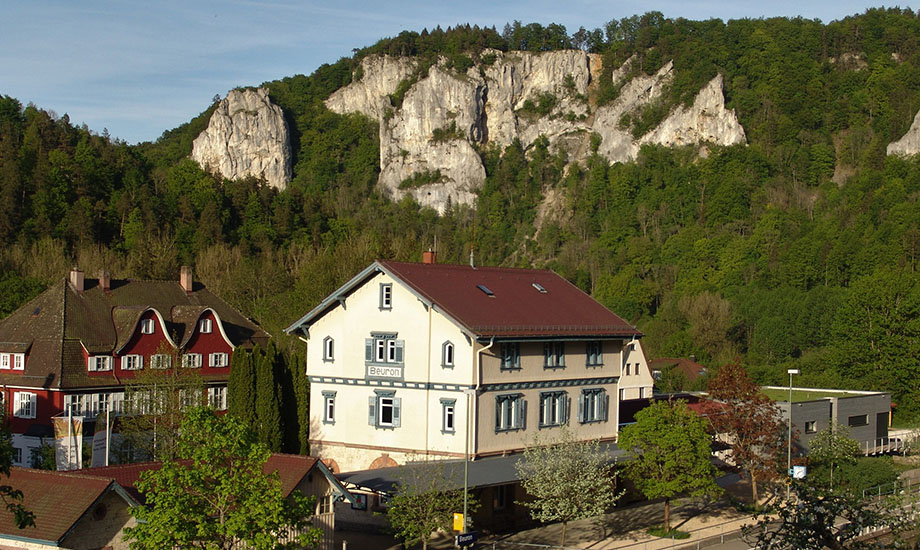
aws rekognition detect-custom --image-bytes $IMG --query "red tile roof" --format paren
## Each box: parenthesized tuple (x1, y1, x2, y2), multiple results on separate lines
(0, 467, 134, 544)
(379, 261, 640, 338)
(81, 454, 322, 503)
(650, 357, 708, 381)
(0, 275, 270, 390)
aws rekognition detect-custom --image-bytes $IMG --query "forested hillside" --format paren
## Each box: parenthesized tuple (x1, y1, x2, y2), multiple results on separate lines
(2, 8, 920, 417)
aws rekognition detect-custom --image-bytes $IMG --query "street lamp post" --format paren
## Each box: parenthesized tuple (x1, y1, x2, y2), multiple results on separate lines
(786, 368, 799, 499)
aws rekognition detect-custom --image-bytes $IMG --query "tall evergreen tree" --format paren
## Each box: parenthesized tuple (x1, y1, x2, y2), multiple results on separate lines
(255, 344, 283, 452)
(227, 346, 256, 427)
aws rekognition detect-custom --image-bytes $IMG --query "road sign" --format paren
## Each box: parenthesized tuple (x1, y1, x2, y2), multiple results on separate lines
(456, 531, 478, 547)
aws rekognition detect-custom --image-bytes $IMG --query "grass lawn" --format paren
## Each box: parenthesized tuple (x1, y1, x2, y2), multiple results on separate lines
(760, 388, 865, 403)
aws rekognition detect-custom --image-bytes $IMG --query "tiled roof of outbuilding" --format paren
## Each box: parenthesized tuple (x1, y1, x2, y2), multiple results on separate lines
(0, 467, 137, 544)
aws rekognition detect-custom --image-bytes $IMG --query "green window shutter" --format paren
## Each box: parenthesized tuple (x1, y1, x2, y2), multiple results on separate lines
(368, 396, 377, 426)
(495, 398, 502, 431)
(578, 392, 585, 423)
(394, 340, 404, 363)
(393, 397, 401, 427)
(600, 393, 609, 422)
(365, 339, 373, 362)
(516, 398, 526, 430)
(562, 394, 569, 424)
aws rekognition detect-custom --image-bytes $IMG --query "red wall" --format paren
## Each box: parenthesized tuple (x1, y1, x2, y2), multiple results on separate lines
(183, 311, 233, 373)
(3, 387, 64, 434)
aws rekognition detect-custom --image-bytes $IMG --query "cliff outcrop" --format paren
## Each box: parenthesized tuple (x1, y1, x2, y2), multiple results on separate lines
(191, 88, 292, 189)
(325, 50, 746, 212)
(887, 110, 920, 157)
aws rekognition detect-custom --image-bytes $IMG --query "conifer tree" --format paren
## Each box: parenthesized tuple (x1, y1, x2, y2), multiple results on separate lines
(227, 346, 256, 428)
(255, 344, 283, 452)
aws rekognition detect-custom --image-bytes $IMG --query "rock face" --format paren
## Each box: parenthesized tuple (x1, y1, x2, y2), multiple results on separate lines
(191, 88, 292, 189)
(887, 110, 920, 157)
(326, 50, 747, 213)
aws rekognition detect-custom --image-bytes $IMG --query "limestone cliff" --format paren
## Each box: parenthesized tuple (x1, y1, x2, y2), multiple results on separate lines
(326, 51, 746, 212)
(191, 88, 292, 189)
(887, 109, 920, 157)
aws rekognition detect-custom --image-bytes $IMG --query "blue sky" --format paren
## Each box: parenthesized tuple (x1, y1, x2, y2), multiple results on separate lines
(1, 1, 899, 144)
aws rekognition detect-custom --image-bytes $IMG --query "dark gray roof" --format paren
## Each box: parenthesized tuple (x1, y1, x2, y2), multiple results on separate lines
(337, 442, 627, 495)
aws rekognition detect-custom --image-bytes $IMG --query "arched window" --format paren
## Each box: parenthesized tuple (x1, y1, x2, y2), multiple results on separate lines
(441, 341, 454, 368)
(323, 336, 334, 362)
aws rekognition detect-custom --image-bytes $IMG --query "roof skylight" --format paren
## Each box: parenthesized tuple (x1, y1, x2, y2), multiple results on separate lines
(532, 283, 547, 293)
(477, 284, 495, 297)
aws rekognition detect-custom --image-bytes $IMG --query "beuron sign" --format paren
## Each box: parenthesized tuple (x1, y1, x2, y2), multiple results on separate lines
(367, 364, 403, 380)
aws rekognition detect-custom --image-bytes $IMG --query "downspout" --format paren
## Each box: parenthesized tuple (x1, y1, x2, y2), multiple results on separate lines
(473, 337, 495, 459)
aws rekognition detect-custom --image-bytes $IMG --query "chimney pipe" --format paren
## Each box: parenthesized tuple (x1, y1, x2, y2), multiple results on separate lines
(69, 268, 84, 293)
(180, 266, 194, 293)
(423, 249, 437, 264)
(98, 270, 111, 292)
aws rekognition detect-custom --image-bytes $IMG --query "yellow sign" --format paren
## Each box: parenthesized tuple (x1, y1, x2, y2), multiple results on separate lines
(453, 513, 464, 531)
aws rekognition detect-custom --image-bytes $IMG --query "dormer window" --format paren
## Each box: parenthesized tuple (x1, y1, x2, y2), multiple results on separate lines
(140, 319, 155, 334)
(199, 319, 213, 334)
(88, 356, 112, 372)
(12, 354, 24, 371)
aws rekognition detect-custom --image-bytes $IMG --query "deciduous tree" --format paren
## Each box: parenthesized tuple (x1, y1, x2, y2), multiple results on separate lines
(706, 361, 786, 507)
(808, 421, 861, 489)
(125, 407, 319, 550)
(386, 459, 477, 550)
(515, 428, 621, 546)
(619, 400, 719, 532)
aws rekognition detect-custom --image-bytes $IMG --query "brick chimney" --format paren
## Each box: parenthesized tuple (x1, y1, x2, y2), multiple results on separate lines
(422, 249, 437, 264)
(180, 266, 194, 293)
(69, 268, 84, 292)
(98, 270, 111, 292)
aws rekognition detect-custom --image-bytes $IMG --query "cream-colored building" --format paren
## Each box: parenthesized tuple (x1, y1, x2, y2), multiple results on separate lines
(286, 258, 644, 473)
(619, 339, 654, 401)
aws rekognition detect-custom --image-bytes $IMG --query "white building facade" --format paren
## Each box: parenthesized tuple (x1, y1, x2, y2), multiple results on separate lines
(287, 258, 644, 473)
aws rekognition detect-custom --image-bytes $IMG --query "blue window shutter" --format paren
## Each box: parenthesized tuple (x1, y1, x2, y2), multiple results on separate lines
(368, 396, 376, 426)
(365, 339, 373, 362)
(495, 398, 502, 431)
(394, 340, 404, 363)
(393, 397, 401, 427)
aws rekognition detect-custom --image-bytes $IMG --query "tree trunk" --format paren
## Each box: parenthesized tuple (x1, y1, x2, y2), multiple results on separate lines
(750, 471, 759, 509)
(560, 521, 567, 547)
(664, 497, 670, 532)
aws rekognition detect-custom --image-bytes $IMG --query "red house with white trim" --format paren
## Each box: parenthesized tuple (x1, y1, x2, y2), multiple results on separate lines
(0, 267, 269, 465)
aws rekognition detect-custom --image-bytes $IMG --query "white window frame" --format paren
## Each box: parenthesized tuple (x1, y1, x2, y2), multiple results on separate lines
(121, 355, 142, 371)
(183, 353, 203, 368)
(150, 354, 171, 369)
(586, 341, 603, 366)
(13, 392, 36, 419)
(323, 337, 334, 362)
(322, 391, 336, 424)
(11, 354, 24, 371)
(207, 386, 227, 410)
(379, 283, 392, 310)
(442, 341, 455, 368)
(495, 394, 525, 432)
(140, 318, 155, 335)
(0, 354, 8, 370)
(441, 398, 456, 433)
(199, 318, 213, 334)
(543, 342, 565, 369)
(368, 390, 401, 429)
(579, 388, 608, 424)
(539, 391, 568, 427)
(500, 343, 520, 370)
(87, 356, 112, 372)
(208, 352, 229, 368)
(366, 334, 403, 365)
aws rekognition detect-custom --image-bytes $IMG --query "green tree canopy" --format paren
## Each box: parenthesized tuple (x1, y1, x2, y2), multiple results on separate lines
(515, 428, 621, 546)
(618, 400, 719, 532)
(125, 407, 320, 550)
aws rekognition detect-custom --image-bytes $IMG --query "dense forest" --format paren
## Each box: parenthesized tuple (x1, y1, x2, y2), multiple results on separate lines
(2, 8, 920, 418)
